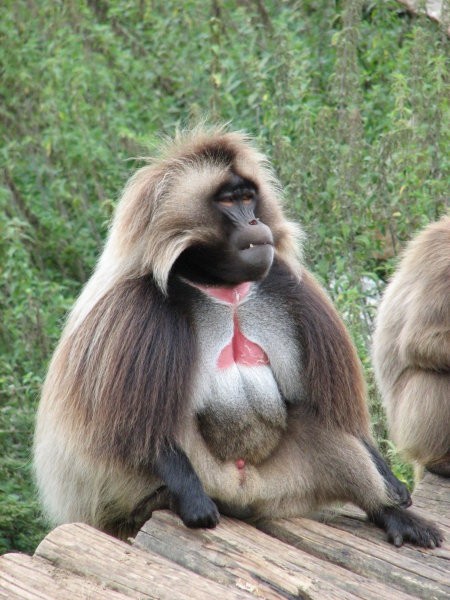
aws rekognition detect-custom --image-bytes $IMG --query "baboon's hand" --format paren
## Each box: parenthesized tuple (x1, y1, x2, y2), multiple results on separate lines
(175, 490, 220, 529)
(370, 506, 444, 548)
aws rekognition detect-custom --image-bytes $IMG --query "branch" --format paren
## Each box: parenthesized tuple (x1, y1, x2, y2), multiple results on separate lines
(396, 0, 450, 34)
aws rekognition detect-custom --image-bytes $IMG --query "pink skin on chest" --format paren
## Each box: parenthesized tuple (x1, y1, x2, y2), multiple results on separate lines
(217, 314, 270, 369)
(194, 282, 269, 370)
(194, 281, 270, 478)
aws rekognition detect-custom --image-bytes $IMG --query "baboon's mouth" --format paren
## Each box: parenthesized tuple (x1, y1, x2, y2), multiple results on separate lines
(240, 241, 273, 251)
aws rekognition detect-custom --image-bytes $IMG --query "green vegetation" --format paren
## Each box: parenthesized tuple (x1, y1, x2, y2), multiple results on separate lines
(1, 0, 448, 554)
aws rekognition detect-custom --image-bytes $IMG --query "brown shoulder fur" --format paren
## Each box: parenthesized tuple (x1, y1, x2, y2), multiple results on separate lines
(51, 276, 195, 469)
(264, 261, 370, 437)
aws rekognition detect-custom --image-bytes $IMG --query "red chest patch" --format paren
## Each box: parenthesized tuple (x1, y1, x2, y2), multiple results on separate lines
(194, 282, 269, 369)
(217, 315, 269, 368)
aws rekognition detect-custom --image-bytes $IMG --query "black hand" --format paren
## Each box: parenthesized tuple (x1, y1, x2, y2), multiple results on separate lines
(154, 444, 219, 528)
(368, 506, 444, 548)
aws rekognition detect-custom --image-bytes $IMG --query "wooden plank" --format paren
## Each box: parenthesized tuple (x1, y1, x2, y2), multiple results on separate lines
(316, 510, 450, 567)
(258, 515, 450, 600)
(414, 473, 450, 507)
(412, 502, 450, 533)
(136, 511, 413, 600)
(0, 553, 128, 600)
(34, 522, 254, 600)
(412, 473, 450, 531)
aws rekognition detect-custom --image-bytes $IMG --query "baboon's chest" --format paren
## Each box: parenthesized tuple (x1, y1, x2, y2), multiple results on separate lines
(188, 282, 301, 464)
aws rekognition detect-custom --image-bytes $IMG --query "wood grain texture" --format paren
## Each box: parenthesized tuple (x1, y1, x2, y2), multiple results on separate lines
(34, 522, 254, 600)
(257, 515, 449, 600)
(135, 510, 413, 600)
(412, 472, 450, 533)
(0, 553, 128, 600)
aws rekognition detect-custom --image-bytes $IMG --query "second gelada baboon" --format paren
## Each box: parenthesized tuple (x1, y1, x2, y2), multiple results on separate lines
(373, 215, 450, 479)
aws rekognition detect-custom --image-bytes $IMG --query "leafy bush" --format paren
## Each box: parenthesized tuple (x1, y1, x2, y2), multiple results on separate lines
(1, 0, 448, 553)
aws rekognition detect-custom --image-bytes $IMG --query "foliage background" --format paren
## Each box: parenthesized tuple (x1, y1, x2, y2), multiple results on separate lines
(0, 0, 448, 554)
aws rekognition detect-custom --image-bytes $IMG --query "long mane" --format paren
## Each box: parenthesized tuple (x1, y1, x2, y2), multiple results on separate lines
(66, 127, 303, 336)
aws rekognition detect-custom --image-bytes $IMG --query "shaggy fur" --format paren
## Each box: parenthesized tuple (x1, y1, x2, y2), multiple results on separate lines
(34, 127, 442, 547)
(373, 215, 450, 476)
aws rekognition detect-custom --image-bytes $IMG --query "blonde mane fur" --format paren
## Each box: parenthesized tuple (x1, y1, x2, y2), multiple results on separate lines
(66, 127, 302, 336)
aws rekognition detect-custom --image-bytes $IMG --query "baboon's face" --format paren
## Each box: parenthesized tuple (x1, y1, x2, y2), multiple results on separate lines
(173, 172, 274, 286)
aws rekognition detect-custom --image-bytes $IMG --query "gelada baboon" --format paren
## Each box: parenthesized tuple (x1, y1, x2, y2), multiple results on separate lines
(373, 215, 450, 479)
(34, 127, 443, 547)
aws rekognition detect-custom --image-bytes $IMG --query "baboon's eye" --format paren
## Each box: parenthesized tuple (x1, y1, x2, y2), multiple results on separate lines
(240, 188, 256, 205)
(217, 194, 234, 207)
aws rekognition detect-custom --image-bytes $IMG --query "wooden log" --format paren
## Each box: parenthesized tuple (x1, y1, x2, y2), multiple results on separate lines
(313, 508, 450, 566)
(412, 472, 450, 532)
(136, 511, 413, 600)
(258, 515, 449, 600)
(0, 553, 128, 600)
(415, 472, 450, 506)
(34, 522, 254, 600)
